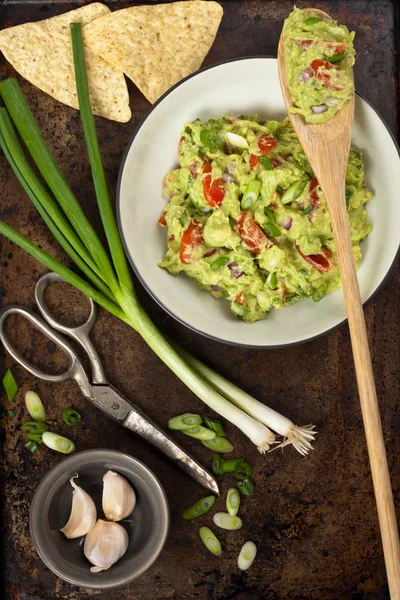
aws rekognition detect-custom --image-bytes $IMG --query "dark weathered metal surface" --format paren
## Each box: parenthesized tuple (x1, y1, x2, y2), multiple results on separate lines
(0, 1, 399, 599)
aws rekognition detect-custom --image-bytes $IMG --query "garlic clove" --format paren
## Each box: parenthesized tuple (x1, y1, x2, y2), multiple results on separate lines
(83, 519, 129, 573)
(102, 470, 136, 522)
(60, 475, 97, 539)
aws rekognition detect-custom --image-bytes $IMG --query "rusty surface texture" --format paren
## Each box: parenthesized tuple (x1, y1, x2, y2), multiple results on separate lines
(0, 1, 399, 599)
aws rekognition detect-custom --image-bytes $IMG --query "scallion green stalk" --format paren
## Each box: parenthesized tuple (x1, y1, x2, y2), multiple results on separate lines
(2, 368, 18, 402)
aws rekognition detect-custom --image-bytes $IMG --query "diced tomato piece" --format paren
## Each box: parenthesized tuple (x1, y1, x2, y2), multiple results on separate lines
(203, 248, 218, 258)
(295, 243, 331, 272)
(249, 154, 261, 170)
(237, 211, 270, 255)
(297, 39, 313, 48)
(178, 136, 186, 154)
(309, 177, 320, 210)
(158, 210, 167, 227)
(202, 162, 225, 207)
(328, 42, 347, 54)
(322, 246, 333, 259)
(258, 134, 277, 156)
(189, 162, 200, 179)
(311, 59, 341, 91)
(271, 157, 282, 168)
(235, 291, 245, 305)
(180, 220, 204, 264)
(168, 234, 175, 242)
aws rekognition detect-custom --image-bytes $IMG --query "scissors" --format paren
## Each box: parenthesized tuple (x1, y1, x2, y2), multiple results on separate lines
(0, 272, 218, 495)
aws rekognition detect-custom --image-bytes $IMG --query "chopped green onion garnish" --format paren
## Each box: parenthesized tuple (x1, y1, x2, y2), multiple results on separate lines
(299, 268, 309, 276)
(297, 152, 314, 177)
(204, 416, 225, 437)
(168, 413, 202, 430)
(202, 436, 233, 453)
(267, 272, 278, 289)
(20, 421, 48, 434)
(200, 130, 219, 148)
(234, 462, 254, 480)
(42, 431, 75, 454)
(182, 426, 216, 441)
(210, 256, 230, 270)
(238, 478, 254, 496)
(303, 205, 313, 215)
(213, 512, 243, 531)
(305, 16, 322, 24)
(199, 527, 222, 556)
(264, 221, 281, 237)
(26, 432, 43, 443)
(226, 488, 241, 516)
(238, 541, 257, 571)
(183, 495, 216, 520)
(345, 184, 353, 208)
(276, 185, 284, 194)
(212, 453, 225, 475)
(3, 369, 18, 402)
(7, 410, 15, 417)
(62, 408, 81, 426)
(241, 180, 261, 210)
(259, 156, 273, 170)
(326, 51, 346, 63)
(264, 206, 277, 222)
(312, 284, 326, 303)
(222, 459, 245, 473)
(281, 179, 307, 204)
(25, 391, 46, 422)
(24, 440, 39, 454)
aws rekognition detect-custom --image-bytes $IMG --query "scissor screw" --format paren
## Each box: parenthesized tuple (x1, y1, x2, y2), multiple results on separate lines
(111, 402, 120, 410)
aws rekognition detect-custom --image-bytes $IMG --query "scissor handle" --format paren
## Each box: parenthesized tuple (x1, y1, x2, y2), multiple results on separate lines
(35, 272, 106, 384)
(0, 305, 91, 398)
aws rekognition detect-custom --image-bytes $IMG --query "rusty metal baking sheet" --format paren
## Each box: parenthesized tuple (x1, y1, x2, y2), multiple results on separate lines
(0, 1, 399, 599)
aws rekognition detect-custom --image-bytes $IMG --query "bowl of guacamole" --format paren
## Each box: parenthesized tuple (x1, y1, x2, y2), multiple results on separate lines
(118, 57, 400, 347)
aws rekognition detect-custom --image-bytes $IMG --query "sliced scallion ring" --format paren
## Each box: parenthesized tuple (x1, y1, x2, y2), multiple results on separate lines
(213, 512, 243, 531)
(199, 527, 222, 556)
(25, 390, 46, 422)
(202, 436, 233, 452)
(238, 541, 257, 571)
(42, 432, 75, 454)
(226, 488, 241, 516)
(168, 413, 202, 431)
(182, 426, 216, 441)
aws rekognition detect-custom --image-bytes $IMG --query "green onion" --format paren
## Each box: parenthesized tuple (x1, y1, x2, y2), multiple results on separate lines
(276, 184, 284, 194)
(234, 462, 254, 480)
(264, 206, 277, 222)
(299, 268, 309, 276)
(259, 157, 273, 170)
(200, 130, 220, 148)
(199, 527, 222, 556)
(3, 369, 18, 402)
(238, 541, 257, 570)
(25, 391, 46, 422)
(305, 16, 322, 24)
(26, 433, 43, 443)
(182, 426, 216, 441)
(210, 256, 230, 270)
(213, 512, 243, 531)
(281, 179, 307, 204)
(241, 180, 261, 210)
(183, 495, 216, 520)
(212, 454, 225, 475)
(267, 272, 278, 289)
(312, 284, 326, 302)
(42, 431, 75, 454)
(264, 221, 281, 237)
(204, 416, 225, 437)
(7, 410, 15, 417)
(297, 152, 314, 177)
(222, 459, 245, 473)
(226, 488, 241, 516)
(24, 440, 39, 454)
(202, 436, 233, 453)
(345, 184, 353, 208)
(303, 205, 313, 215)
(62, 408, 81, 426)
(325, 51, 346, 64)
(238, 478, 254, 496)
(20, 421, 49, 434)
(168, 413, 202, 430)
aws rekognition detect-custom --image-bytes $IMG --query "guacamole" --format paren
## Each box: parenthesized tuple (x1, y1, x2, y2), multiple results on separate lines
(158, 115, 373, 324)
(283, 7, 355, 123)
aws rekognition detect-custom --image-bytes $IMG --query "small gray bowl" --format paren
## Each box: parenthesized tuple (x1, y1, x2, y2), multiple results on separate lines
(30, 449, 169, 590)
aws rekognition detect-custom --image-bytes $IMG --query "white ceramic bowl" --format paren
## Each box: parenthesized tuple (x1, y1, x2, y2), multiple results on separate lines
(118, 57, 400, 348)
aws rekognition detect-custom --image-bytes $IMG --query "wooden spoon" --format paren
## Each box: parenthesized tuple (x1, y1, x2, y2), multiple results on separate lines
(278, 8, 400, 598)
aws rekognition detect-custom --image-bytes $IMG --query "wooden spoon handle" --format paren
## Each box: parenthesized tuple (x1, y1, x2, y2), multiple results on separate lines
(329, 192, 400, 598)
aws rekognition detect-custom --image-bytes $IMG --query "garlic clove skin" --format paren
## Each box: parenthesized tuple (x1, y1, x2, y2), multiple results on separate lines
(102, 470, 136, 522)
(60, 476, 97, 539)
(84, 519, 129, 573)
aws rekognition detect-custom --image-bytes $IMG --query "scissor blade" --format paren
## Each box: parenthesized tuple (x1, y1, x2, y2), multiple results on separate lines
(91, 385, 219, 495)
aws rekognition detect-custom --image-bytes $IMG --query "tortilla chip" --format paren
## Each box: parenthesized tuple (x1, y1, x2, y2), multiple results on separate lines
(83, 1, 223, 104)
(0, 3, 131, 122)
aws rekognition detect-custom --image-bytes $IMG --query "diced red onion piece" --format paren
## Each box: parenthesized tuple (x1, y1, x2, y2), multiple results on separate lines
(227, 162, 236, 173)
(222, 171, 237, 183)
(311, 104, 328, 114)
(211, 285, 221, 292)
(298, 67, 313, 83)
(227, 261, 238, 269)
(325, 96, 342, 108)
(281, 216, 293, 230)
(227, 261, 244, 278)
